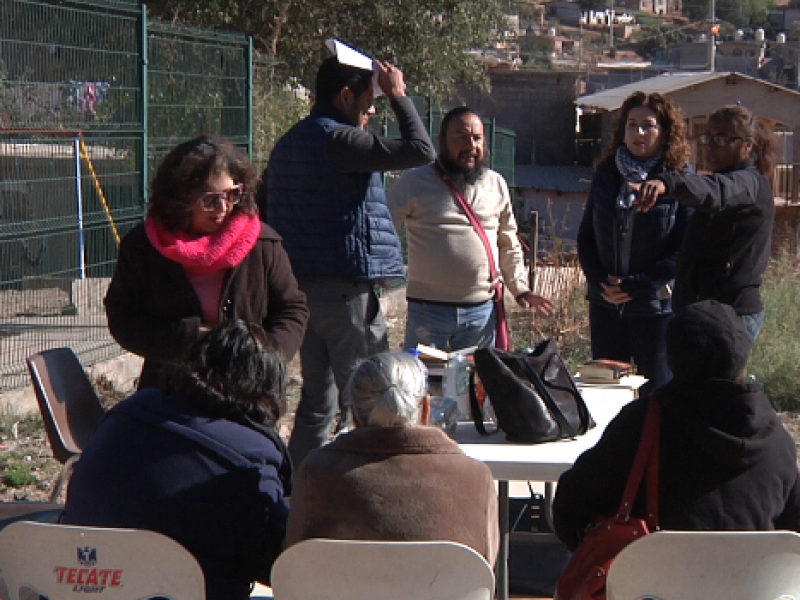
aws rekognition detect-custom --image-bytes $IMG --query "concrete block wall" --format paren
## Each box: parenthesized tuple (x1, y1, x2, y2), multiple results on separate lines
(453, 70, 581, 166)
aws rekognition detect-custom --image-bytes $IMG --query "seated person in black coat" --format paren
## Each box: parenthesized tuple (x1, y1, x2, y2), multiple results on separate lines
(553, 299, 800, 551)
(62, 320, 292, 600)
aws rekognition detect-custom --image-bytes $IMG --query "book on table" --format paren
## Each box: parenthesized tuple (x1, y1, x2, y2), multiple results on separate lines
(579, 359, 637, 383)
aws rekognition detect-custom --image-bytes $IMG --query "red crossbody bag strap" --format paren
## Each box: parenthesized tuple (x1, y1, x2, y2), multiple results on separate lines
(616, 398, 661, 530)
(431, 163, 510, 350)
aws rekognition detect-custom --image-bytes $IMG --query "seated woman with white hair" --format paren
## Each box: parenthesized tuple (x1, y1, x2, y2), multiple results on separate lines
(285, 351, 499, 564)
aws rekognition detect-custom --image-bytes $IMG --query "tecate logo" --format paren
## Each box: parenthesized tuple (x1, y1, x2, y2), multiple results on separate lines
(53, 547, 124, 593)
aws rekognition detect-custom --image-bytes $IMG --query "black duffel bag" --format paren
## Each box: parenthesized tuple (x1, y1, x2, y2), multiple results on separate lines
(469, 339, 595, 443)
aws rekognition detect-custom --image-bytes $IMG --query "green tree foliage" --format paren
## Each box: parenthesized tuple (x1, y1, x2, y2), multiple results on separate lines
(510, 0, 545, 21)
(634, 25, 687, 60)
(683, 0, 775, 28)
(142, 0, 508, 103)
(577, 0, 608, 12)
(2, 462, 37, 488)
(683, 0, 709, 20)
(252, 63, 310, 168)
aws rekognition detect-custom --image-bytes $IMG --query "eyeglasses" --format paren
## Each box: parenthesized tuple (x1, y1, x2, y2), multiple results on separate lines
(197, 184, 244, 210)
(698, 132, 745, 147)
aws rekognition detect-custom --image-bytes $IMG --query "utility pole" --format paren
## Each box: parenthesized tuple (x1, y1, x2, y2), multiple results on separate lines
(708, 0, 716, 71)
(609, 0, 615, 52)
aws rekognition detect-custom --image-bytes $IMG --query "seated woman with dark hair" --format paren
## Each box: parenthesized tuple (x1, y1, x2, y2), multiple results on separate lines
(285, 351, 499, 565)
(62, 320, 291, 600)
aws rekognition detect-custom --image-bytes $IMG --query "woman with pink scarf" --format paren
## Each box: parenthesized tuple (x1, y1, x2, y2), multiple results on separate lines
(105, 134, 308, 391)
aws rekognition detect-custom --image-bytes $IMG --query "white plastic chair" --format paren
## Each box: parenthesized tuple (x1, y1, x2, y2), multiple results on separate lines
(607, 530, 800, 600)
(250, 581, 275, 599)
(0, 521, 205, 599)
(270, 539, 495, 600)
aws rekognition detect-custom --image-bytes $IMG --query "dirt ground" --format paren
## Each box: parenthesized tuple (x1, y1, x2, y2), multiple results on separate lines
(2, 310, 800, 503)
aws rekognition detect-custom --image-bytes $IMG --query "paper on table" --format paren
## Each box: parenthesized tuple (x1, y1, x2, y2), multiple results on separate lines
(325, 38, 384, 98)
(575, 374, 648, 390)
(416, 343, 475, 361)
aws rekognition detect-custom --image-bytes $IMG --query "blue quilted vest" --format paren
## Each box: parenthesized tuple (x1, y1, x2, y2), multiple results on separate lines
(264, 103, 405, 283)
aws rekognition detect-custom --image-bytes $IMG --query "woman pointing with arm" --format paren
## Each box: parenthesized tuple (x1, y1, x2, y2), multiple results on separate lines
(632, 104, 777, 343)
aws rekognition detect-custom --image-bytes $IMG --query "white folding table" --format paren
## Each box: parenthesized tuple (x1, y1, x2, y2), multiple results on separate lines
(455, 386, 637, 600)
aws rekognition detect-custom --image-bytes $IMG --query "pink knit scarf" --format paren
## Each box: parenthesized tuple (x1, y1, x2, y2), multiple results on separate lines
(145, 212, 261, 275)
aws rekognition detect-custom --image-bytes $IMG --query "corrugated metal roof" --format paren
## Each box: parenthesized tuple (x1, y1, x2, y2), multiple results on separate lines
(575, 71, 800, 111)
(515, 165, 594, 192)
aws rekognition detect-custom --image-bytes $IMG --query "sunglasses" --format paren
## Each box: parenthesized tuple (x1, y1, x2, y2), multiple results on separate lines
(197, 184, 244, 211)
(698, 132, 745, 147)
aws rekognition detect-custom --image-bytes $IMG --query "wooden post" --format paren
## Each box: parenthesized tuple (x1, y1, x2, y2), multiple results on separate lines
(528, 210, 539, 291)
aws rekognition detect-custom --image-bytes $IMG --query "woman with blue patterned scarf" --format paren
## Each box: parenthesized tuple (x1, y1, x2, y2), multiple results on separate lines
(577, 92, 692, 396)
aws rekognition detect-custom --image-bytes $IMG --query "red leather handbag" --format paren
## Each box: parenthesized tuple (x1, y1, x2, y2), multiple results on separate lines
(554, 398, 661, 600)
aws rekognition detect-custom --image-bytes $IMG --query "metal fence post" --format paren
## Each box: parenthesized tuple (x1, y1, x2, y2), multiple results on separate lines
(246, 37, 254, 159)
(140, 3, 148, 217)
(74, 137, 86, 280)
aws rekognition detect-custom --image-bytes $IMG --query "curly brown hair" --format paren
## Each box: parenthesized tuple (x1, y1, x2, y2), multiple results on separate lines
(597, 91, 690, 172)
(148, 133, 258, 232)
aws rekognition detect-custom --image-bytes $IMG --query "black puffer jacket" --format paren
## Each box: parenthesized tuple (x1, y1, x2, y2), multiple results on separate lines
(657, 164, 775, 315)
(263, 98, 435, 283)
(578, 159, 693, 316)
(553, 381, 800, 552)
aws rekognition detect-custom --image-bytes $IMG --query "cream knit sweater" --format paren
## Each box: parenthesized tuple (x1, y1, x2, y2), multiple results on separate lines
(388, 164, 530, 304)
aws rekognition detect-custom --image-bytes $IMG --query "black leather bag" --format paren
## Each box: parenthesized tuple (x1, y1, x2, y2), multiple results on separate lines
(469, 339, 595, 443)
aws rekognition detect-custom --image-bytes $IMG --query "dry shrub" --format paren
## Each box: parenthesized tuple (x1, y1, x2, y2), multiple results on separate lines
(509, 251, 590, 371)
(510, 197, 591, 370)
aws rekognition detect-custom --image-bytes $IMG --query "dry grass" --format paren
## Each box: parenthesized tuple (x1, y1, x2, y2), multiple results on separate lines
(512, 256, 590, 371)
(749, 251, 800, 411)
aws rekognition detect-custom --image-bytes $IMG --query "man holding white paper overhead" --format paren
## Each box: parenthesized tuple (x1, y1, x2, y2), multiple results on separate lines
(260, 41, 435, 469)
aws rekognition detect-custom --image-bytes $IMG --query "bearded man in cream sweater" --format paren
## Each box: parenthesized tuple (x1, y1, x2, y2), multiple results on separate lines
(388, 106, 555, 351)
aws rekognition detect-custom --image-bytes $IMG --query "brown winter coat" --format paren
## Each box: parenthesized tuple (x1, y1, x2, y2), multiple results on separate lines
(285, 426, 499, 565)
(105, 221, 308, 390)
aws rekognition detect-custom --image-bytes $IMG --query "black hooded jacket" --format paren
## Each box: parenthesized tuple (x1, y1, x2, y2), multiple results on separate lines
(553, 381, 800, 551)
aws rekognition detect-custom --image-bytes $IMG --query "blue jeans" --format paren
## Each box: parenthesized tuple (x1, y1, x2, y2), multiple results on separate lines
(288, 280, 388, 469)
(741, 311, 765, 345)
(403, 299, 496, 351)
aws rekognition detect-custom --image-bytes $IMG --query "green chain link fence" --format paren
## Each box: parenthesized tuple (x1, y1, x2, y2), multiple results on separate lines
(0, 0, 251, 391)
(0, 0, 515, 392)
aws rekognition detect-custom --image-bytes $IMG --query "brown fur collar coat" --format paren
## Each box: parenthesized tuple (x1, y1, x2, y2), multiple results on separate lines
(285, 426, 498, 565)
